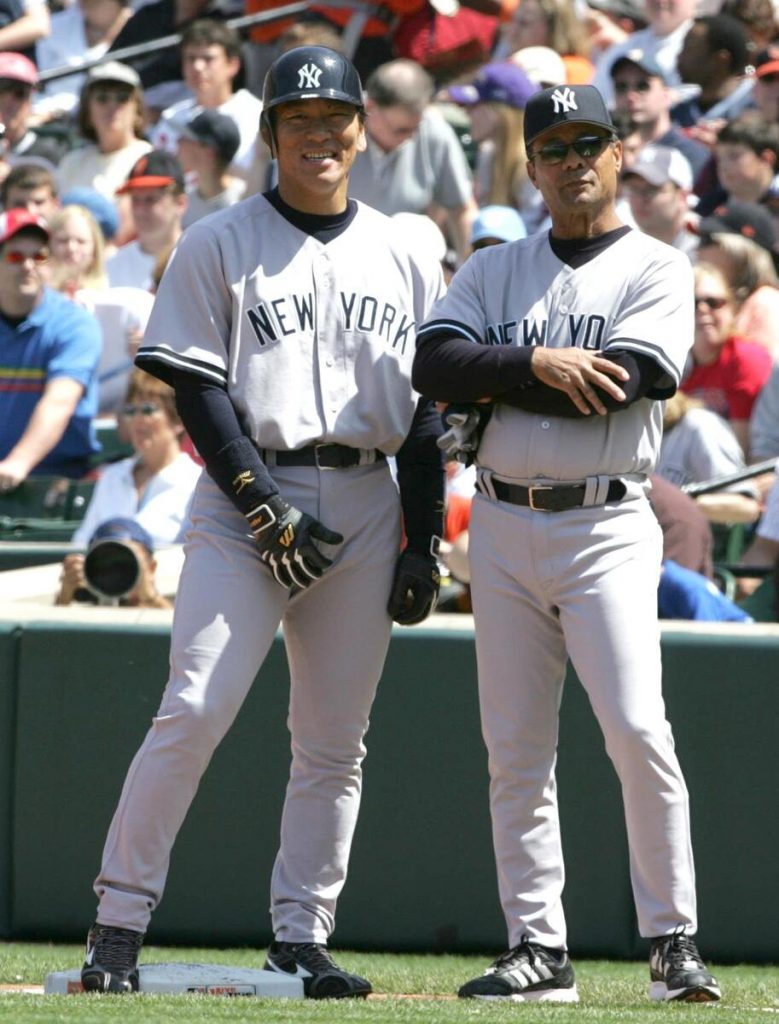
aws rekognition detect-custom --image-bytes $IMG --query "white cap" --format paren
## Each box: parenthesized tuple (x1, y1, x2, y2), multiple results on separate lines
(509, 46, 566, 88)
(625, 144, 693, 192)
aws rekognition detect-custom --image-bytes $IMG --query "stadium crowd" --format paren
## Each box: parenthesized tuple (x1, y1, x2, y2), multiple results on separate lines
(1, 0, 779, 617)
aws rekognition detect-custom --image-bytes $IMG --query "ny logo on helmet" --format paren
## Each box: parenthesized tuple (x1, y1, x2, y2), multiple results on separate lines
(297, 63, 322, 89)
(551, 87, 577, 114)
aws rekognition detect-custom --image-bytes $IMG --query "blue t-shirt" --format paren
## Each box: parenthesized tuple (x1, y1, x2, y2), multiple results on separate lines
(658, 559, 752, 623)
(0, 288, 101, 475)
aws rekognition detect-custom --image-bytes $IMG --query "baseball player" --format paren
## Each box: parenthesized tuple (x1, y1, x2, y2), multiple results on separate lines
(80, 46, 444, 998)
(413, 84, 721, 1004)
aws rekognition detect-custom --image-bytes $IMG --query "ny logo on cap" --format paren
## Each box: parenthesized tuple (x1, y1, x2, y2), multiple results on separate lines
(297, 63, 322, 89)
(551, 87, 577, 114)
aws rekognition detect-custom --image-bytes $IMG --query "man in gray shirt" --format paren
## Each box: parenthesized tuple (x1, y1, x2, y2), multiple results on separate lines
(348, 59, 477, 264)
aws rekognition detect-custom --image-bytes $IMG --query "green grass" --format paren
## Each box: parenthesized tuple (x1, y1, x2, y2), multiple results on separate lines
(0, 943, 777, 1023)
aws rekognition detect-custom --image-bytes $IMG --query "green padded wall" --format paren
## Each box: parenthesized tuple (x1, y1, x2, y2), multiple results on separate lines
(0, 625, 19, 938)
(9, 620, 779, 962)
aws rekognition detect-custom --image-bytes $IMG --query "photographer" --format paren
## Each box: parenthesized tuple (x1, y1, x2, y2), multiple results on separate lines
(55, 516, 171, 608)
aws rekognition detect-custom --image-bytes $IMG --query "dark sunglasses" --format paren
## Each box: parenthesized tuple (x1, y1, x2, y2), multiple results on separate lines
(531, 134, 615, 165)
(694, 295, 729, 310)
(92, 90, 133, 105)
(122, 402, 161, 417)
(3, 248, 49, 264)
(0, 80, 33, 99)
(613, 80, 652, 95)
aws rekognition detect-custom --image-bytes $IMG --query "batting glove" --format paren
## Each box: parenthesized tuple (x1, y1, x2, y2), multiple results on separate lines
(437, 404, 489, 465)
(387, 548, 441, 625)
(246, 495, 344, 591)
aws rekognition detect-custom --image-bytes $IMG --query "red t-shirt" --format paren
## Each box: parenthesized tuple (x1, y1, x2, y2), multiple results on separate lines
(681, 335, 773, 421)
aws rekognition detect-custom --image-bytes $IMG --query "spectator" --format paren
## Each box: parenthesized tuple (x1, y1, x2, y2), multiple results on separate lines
(0, 0, 49, 60)
(0, 162, 59, 221)
(177, 109, 244, 228)
(0, 209, 100, 488)
(0, 53, 71, 172)
(719, 0, 777, 54)
(107, 0, 215, 114)
(657, 390, 761, 524)
(35, 0, 134, 118)
(60, 186, 121, 255)
(348, 59, 477, 264)
(151, 20, 262, 180)
(56, 516, 173, 608)
(591, 0, 697, 105)
(752, 46, 779, 124)
(445, 62, 545, 231)
(470, 203, 526, 251)
(700, 114, 779, 216)
(493, 0, 594, 85)
(695, 201, 779, 358)
(673, 15, 754, 128)
(658, 559, 752, 621)
(681, 261, 772, 454)
(609, 49, 709, 178)
(648, 473, 713, 578)
(738, 476, 779, 594)
(48, 203, 155, 413)
(71, 368, 200, 547)
(56, 62, 151, 246)
(106, 150, 187, 290)
(750, 363, 779, 462)
(622, 143, 697, 253)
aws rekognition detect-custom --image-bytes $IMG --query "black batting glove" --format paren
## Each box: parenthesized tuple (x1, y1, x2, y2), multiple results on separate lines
(246, 495, 343, 591)
(387, 548, 441, 625)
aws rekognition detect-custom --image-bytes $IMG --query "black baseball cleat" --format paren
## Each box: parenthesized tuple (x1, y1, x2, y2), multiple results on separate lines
(649, 931, 721, 1002)
(81, 922, 143, 993)
(458, 936, 579, 1002)
(264, 941, 372, 999)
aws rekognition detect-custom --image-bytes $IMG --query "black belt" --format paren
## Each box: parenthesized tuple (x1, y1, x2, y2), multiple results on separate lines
(260, 443, 386, 469)
(486, 478, 626, 512)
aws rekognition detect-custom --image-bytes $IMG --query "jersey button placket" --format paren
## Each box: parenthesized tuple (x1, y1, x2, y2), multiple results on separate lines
(316, 253, 343, 427)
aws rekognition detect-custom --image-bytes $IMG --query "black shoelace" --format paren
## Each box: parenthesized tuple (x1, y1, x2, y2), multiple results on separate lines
(290, 943, 339, 972)
(95, 927, 141, 971)
(660, 933, 702, 969)
(493, 936, 542, 971)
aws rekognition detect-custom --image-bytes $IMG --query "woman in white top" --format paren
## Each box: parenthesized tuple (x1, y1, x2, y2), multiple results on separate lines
(72, 369, 201, 548)
(56, 61, 152, 245)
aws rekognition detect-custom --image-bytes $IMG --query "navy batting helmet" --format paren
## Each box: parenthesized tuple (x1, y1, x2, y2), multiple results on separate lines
(261, 46, 364, 118)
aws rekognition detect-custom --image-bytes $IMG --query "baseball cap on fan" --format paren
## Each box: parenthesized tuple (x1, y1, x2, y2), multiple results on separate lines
(696, 199, 777, 254)
(753, 45, 779, 78)
(179, 109, 241, 166)
(610, 48, 668, 83)
(524, 84, 614, 147)
(510, 47, 566, 89)
(0, 51, 38, 86)
(623, 145, 693, 191)
(116, 150, 185, 194)
(447, 62, 540, 110)
(0, 208, 49, 246)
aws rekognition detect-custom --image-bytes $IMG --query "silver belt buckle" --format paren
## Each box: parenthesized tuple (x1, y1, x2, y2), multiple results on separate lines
(313, 443, 338, 470)
(528, 485, 553, 511)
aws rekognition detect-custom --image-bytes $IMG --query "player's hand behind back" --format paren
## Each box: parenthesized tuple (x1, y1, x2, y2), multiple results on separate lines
(247, 495, 344, 590)
(531, 347, 628, 416)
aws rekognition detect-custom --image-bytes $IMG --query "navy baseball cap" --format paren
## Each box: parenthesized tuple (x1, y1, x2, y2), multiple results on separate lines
(611, 48, 668, 83)
(89, 517, 155, 554)
(524, 84, 614, 147)
(448, 62, 540, 110)
(179, 109, 241, 166)
(116, 150, 185, 194)
(697, 199, 777, 255)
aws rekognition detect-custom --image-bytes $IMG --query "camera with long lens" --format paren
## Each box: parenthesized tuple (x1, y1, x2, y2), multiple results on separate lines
(83, 538, 142, 603)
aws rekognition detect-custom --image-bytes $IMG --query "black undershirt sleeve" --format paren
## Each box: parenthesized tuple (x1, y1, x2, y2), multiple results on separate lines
(394, 397, 445, 555)
(499, 350, 665, 417)
(412, 332, 536, 403)
(173, 370, 280, 515)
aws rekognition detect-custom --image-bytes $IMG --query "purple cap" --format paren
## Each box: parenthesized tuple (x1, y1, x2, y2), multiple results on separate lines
(447, 62, 540, 110)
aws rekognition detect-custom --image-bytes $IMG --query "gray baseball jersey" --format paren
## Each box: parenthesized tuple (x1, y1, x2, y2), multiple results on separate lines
(418, 228, 693, 481)
(138, 195, 443, 453)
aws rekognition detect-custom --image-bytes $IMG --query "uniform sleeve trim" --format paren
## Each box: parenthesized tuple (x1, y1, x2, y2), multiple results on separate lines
(135, 345, 229, 388)
(417, 319, 482, 345)
(606, 338, 681, 385)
